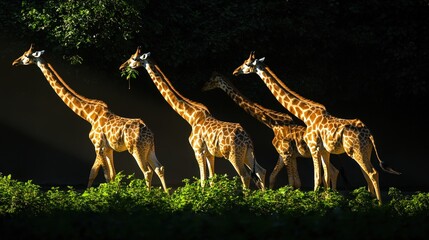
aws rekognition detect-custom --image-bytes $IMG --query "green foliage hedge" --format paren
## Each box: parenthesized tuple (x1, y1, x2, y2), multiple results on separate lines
(1, 172, 428, 217)
(1, 173, 429, 238)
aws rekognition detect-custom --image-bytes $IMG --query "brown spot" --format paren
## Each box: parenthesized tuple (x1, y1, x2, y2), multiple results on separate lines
(74, 101, 82, 109)
(307, 112, 316, 123)
(300, 104, 309, 111)
(290, 98, 299, 106)
(314, 115, 322, 125)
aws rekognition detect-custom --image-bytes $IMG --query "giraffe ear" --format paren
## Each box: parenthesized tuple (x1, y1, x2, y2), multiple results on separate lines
(32, 50, 45, 58)
(252, 57, 265, 65)
(140, 52, 151, 60)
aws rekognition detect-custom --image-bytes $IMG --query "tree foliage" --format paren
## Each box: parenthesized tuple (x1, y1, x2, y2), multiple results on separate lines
(21, 0, 145, 64)
(12, 0, 429, 101)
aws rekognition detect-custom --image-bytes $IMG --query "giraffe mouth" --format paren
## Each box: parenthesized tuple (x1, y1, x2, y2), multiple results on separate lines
(12, 59, 22, 66)
(119, 61, 129, 71)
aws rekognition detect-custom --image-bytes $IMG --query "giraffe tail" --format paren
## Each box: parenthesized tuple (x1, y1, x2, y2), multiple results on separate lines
(370, 135, 402, 175)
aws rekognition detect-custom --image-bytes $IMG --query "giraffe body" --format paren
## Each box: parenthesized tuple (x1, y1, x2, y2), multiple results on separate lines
(12, 45, 167, 192)
(120, 48, 266, 189)
(233, 51, 401, 202)
(203, 72, 339, 189)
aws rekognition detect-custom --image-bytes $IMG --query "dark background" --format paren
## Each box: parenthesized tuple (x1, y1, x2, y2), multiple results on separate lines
(0, 0, 428, 191)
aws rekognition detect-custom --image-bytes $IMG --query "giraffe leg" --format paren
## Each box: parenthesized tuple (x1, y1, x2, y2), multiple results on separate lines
(234, 163, 251, 190)
(328, 163, 339, 190)
(352, 144, 380, 200)
(254, 161, 266, 190)
(190, 135, 208, 188)
(131, 147, 154, 190)
(205, 153, 215, 187)
(88, 144, 111, 187)
(87, 158, 101, 188)
(105, 147, 116, 182)
(320, 150, 331, 189)
(269, 155, 284, 189)
(309, 146, 323, 191)
(354, 156, 380, 202)
(348, 129, 381, 200)
(194, 151, 208, 188)
(244, 148, 266, 190)
(344, 132, 382, 202)
(88, 131, 112, 187)
(147, 148, 168, 193)
(289, 156, 301, 189)
(229, 148, 251, 189)
(359, 168, 374, 193)
(281, 153, 297, 189)
(305, 132, 323, 190)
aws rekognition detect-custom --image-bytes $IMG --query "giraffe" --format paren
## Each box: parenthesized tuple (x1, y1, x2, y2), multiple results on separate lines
(12, 44, 167, 192)
(232, 51, 401, 202)
(119, 47, 266, 190)
(202, 72, 339, 189)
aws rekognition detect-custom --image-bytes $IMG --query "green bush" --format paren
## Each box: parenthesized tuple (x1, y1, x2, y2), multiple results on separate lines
(1, 173, 429, 239)
(389, 187, 429, 216)
(170, 174, 244, 214)
(0, 174, 44, 215)
(2, 172, 429, 217)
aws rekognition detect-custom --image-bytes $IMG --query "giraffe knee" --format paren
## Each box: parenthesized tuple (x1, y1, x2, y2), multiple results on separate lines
(155, 166, 165, 177)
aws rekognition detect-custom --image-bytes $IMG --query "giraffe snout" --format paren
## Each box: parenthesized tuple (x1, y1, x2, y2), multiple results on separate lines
(119, 61, 129, 71)
(12, 58, 22, 66)
(232, 68, 241, 76)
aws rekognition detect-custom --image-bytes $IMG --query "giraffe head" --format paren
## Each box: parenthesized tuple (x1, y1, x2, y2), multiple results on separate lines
(119, 46, 151, 71)
(12, 44, 45, 66)
(232, 51, 265, 76)
(201, 71, 230, 92)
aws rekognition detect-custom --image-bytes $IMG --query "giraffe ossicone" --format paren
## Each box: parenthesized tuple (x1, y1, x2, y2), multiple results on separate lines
(12, 44, 168, 192)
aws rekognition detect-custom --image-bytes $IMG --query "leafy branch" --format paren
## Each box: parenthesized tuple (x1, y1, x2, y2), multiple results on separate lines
(120, 66, 139, 89)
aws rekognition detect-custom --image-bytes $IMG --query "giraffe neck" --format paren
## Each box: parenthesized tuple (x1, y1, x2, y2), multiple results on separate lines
(36, 60, 103, 124)
(264, 67, 326, 110)
(46, 62, 108, 108)
(255, 65, 323, 125)
(216, 80, 293, 128)
(143, 61, 210, 126)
